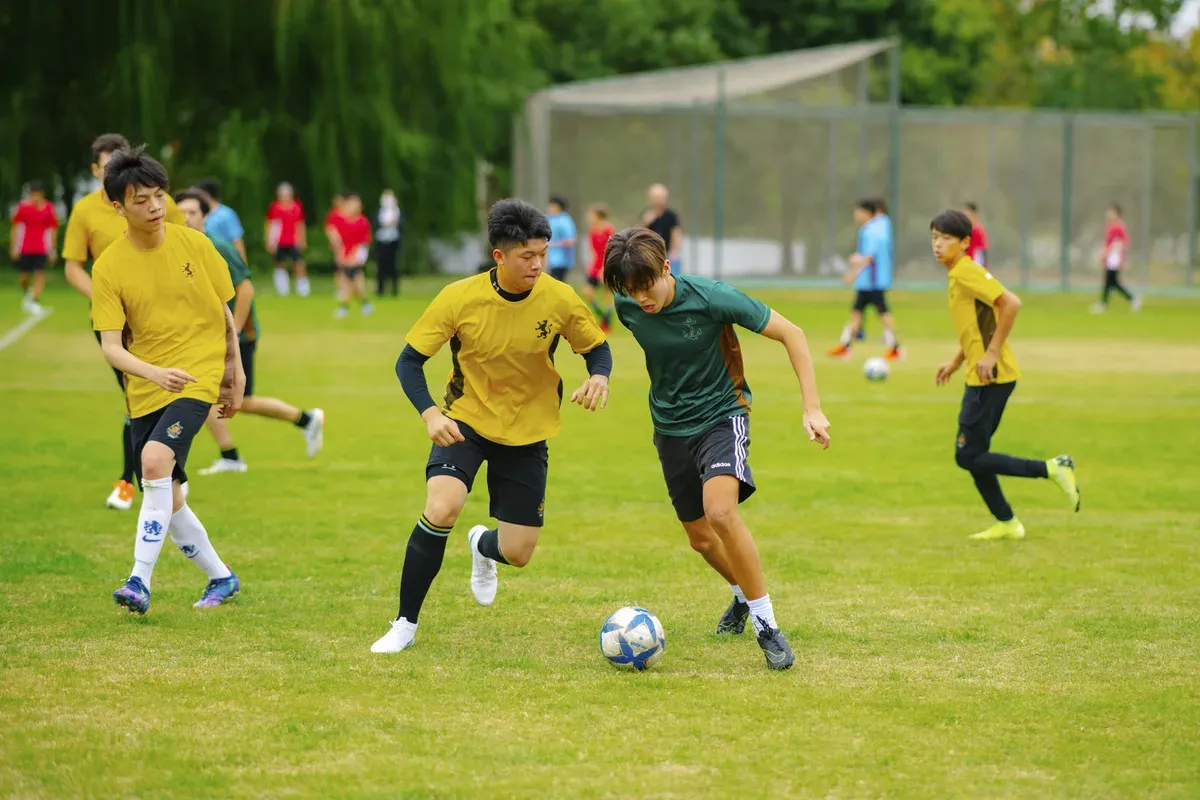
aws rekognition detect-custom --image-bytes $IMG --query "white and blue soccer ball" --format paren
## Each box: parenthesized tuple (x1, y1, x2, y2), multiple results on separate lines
(600, 606, 665, 671)
(863, 356, 890, 382)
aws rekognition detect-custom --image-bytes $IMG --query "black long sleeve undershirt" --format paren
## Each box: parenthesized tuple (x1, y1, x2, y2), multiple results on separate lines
(582, 340, 612, 379)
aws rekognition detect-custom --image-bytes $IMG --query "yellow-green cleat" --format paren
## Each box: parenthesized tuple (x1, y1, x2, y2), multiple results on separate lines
(1047, 454, 1081, 512)
(968, 518, 1026, 541)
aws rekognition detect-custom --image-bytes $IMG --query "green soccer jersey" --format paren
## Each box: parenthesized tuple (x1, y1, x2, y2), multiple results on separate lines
(616, 274, 771, 437)
(209, 234, 260, 343)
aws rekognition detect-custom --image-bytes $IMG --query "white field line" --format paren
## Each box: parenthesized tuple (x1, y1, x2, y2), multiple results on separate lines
(0, 308, 53, 353)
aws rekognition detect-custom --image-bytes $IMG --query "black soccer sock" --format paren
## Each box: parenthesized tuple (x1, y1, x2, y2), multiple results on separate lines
(120, 418, 136, 484)
(397, 516, 453, 622)
(221, 448, 240, 462)
(476, 528, 511, 566)
(295, 411, 312, 429)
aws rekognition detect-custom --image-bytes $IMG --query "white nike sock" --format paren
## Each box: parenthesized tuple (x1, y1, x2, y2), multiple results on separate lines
(730, 584, 747, 603)
(884, 327, 897, 348)
(747, 594, 778, 634)
(273, 268, 290, 296)
(169, 505, 232, 580)
(296, 275, 311, 298)
(839, 325, 854, 347)
(130, 477, 174, 588)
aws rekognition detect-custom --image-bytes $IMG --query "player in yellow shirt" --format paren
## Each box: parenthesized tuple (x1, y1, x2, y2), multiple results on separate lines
(371, 199, 613, 654)
(931, 210, 1080, 541)
(91, 146, 246, 615)
(62, 133, 187, 512)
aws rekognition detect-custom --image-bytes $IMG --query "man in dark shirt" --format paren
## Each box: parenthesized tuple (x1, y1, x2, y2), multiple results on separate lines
(644, 183, 683, 271)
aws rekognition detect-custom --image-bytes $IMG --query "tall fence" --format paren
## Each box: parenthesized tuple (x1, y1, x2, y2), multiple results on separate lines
(518, 101, 1200, 291)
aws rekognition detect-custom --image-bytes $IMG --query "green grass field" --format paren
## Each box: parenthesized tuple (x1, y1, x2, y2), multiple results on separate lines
(2, 275, 1198, 799)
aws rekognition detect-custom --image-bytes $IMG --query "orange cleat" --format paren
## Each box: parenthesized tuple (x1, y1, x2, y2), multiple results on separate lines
(885, 347, 905, 362)
(827, 344, 851, 359)
(106, 480, 136, 511)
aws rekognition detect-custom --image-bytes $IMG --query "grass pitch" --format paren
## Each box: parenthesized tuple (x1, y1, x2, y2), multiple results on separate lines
(1, 275, 1198, 799)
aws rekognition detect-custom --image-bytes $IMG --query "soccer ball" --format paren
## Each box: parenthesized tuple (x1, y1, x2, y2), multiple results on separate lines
(599, 606, 665, 671)
(863, 357, 890, 382)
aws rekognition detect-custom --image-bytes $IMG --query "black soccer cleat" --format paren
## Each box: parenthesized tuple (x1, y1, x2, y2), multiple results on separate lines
(756, 619, 794, 670)
(716, 598, 750, 635)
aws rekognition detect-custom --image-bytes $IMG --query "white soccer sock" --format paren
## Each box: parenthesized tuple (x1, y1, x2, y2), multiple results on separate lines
(296, 276, 311, 298)
(273, 268, 290, 296)
(747, 594, 778, 634)
(130, 477, 174, 588)
(169, 505, 232, 580)
(730, 584, 747, 603)
(839, 325, 854, 347)
(884, 327, 897, 348)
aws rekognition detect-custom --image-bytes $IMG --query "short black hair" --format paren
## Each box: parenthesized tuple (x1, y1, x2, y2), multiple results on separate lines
(1109, 202, 1123, 217)
(871, 196, 888, 214)
(603, 227, 667, 296)
(487, 199, 552, 250)
(855, 197, 878, 214)
(174, 188, 211, 216)
(930, 209, 972, 239)
(27, 181, 45, 195)
(964, 201, 979, 213)
(195, 177, 221, 201)
(103, 145, 170, 205)
(91, 133, 130, 163)
(549, 194, 568, 211)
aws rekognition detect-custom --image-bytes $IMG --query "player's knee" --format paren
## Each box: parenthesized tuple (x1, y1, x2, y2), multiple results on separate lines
(703, 502, 740, 533)
(955, 447, 979, 472)
(422, 494, 464, 529)
(140, 443, 174, 480)
(687, 527, 719, 555)
(504, 544, 535, 568)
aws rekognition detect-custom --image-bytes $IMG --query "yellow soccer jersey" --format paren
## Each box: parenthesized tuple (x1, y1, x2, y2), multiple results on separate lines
(91, 225, 236, 418)
(947, 257, 1020, 386)
(62, 188, 186, 263)
(407, 270, 607, 446)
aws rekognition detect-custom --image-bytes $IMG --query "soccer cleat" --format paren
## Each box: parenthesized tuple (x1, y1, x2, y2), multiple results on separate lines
(361, 302, 375, 317)
(827, 344, 851, 359)
(467, 524, 499, 607)
(113, 576, 151, 615)
(716, 597, 750, 635)
(756, 621, 795, 670)
(1090, 302, 1107, 314)
(885, 346, 906, 362)
(371, 619, 417, 653)
(296, 276, 312, 298)
(968, 518, 1026, 541)
(1048, 454, 1081, 512)
(106, 480, 136, 511)
(1131, 296, 1143, 312)
(193, 570, 240, 608)
(303, 409, 325, 458)
(198, 458, 248, 475)
(334, 306, 349, 320)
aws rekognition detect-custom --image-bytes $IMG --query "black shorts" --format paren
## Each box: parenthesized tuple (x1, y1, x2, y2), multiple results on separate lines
(274, 245, 303, 263)
(131, 398, 211, 484)
(17, 254, 47, 272)
(550, 267, 570, 282)
(853, 290, 889, 313)
(426, 420, 548, 528)
(239, 339, 257, 396)
(586, 275, 601, 288)
(653, 414, 756, 523)
(93, 329, 128, 393)
(337, 266, 363, 280)
(956, 382, 1016, 458)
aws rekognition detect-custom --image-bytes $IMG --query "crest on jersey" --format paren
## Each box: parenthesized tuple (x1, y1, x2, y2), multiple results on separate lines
(182, 262, 195, 278)
(535, 319, 552, 339)
(682, 317, 701, 341)
(166, 421, 184, 440)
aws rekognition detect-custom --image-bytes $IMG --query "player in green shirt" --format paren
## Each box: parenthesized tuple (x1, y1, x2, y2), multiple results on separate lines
(175, 189, 325, 473)
(606, 227, 831, 670)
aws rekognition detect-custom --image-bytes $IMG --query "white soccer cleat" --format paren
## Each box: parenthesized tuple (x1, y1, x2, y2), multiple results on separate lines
(1131, 296, 1143, 312)
(370, 619, 416, 653)
(467, 524, 499, 607)
(273, 268, 291, 296)
(333, 306, 349, 320)
(361, 302, 374, 317)
(197, 458, 249, 476)
(303, 409, 325, 458)
(296, 276, 311, 298)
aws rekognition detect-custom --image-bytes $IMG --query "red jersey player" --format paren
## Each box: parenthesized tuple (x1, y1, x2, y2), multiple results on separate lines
(9, 182, 59, 316)
(963, 202, 989, 269)
(1094, 203, 1140, 313)
(265, 182, 308, 297)
(331, 192, 373, 319)
(582, 203, 616, 331)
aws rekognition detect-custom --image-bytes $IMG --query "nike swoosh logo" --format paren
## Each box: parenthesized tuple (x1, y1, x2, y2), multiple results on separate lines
(141, 535, 164, 543)
(765, 649, 790, 665)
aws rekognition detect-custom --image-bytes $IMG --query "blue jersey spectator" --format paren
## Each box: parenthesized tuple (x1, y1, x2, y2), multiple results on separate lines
(829, 198, 903, 361)
(195, 177, 248, 264)
(546, 195, 577, 281)
(855, 214, 893, 291)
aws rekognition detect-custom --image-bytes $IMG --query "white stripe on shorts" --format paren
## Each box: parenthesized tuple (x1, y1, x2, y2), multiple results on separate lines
(730, 414, 747, 482)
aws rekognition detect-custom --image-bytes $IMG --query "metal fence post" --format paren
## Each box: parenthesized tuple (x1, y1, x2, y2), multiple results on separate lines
(1060, 115, 1074, 291)
(713, 67, 727, 281)
(1020, 114, 1032, 288)
(1141, 123, 1155, 287)
(827, 110, 839, 265)
(690, 101, 701, 277)
(887, 45, 901, 268)
(1189, 114, 1198, 288)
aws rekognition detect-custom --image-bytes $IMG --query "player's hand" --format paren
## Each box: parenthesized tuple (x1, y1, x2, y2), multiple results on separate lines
(935, 360, 960, 386)
(154, 367, 198, 393)
(218, 368, 246, 419)
(803, 408, 831, 450)
(975, 352, 998, 384)
(570, 374, 609, 411)
(423, 409, 465, 447)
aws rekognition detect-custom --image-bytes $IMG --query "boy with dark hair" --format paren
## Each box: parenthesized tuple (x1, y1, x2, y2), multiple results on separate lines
(546, 194, 577, 282)
(176, 189, 325, 474)
(930, 209, 1080, 541)
(604, 227, 831, 671)
(92, 146, 245, 614)
(62, 133, 188, 511)
(10, 181, 58, 316)
(329, 192, 373, 318)
(266, 182, 309, 297)
(195, 177, 248, 264)
(829, 198, 902, 360)
(582, 203, 616, 330)
(1092, 203, 1141, 313)
(371, 198, 613, 654)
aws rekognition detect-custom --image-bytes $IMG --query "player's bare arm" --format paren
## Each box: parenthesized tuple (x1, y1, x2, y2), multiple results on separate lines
(217, 305, 246, 419)
(264, 222, 277, 254)
(232, 279, 254, 333)
(759, 310, 831, 449)
(936, 348, 966, 386)
(98, 328, 196, 392)
(844, 253, 871, 285)
(976, 290, 1022, 384)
